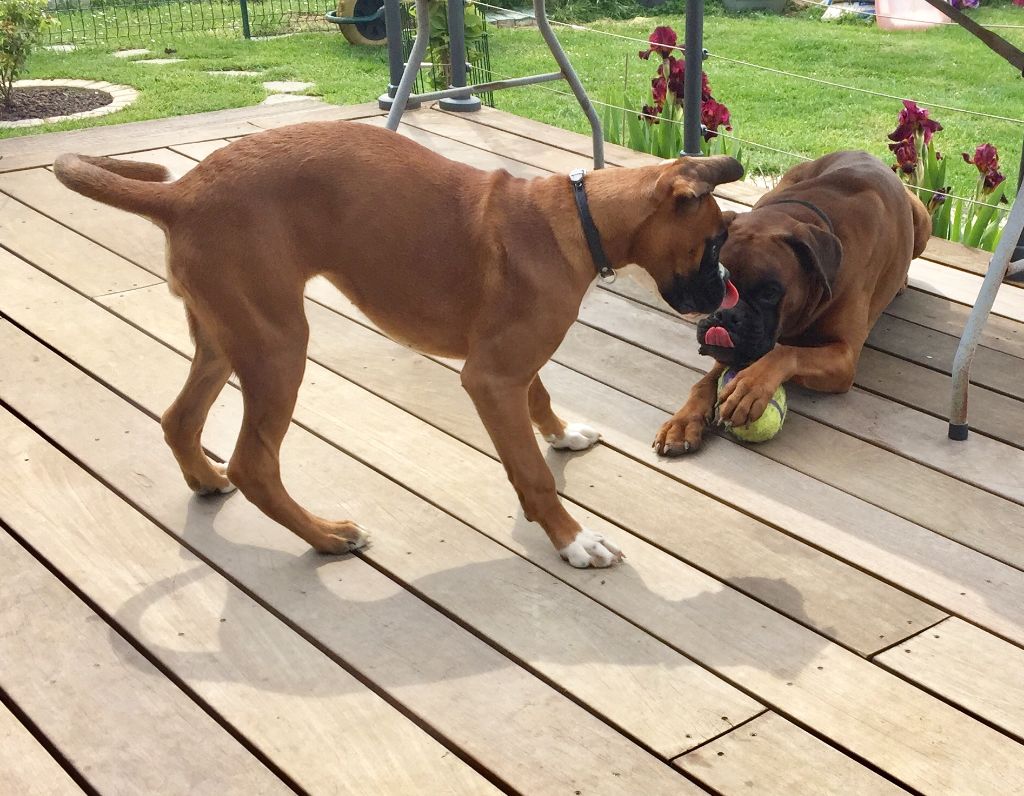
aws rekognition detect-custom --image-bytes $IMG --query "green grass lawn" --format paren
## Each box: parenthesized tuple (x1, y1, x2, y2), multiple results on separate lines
(7, 1, 1023, 197)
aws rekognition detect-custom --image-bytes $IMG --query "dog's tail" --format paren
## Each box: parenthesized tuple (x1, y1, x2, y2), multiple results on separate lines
(908, 191, 932, 260)
(53, 154, 174, 222)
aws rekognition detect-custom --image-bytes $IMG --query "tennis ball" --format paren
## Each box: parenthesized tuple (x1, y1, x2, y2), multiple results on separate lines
(717, 369, 787, 443)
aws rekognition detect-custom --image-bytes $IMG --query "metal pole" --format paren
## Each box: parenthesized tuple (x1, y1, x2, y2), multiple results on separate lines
(533, 0, 604, 168)
(378, 0, 418, 109)
(1012, 137, 1024, 271)
(239, 0, 251, 39)
(439, 0, 481, 111)
(385, 0, 431, 130)
(682, 0, 703, 156)
(948, 181, 1024, 439)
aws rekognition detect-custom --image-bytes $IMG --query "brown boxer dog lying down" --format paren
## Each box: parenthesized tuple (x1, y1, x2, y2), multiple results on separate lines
(654, 150, 931, 455)
(54, 121, 743, 568)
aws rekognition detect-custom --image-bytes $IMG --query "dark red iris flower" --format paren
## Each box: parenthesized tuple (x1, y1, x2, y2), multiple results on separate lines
(650, 75, 667, 109)
(640, 105, 660, 125)
(962, 143, 1006, 193)
(1015, 0, 1024, 8)
(639, 26, 678, 60)
(950, 0, 979, 8)
(701, 98, 732, 140)
(888, 100, 942, 146)
(889, 138, 918, 174)
(657, 57, 713, 103)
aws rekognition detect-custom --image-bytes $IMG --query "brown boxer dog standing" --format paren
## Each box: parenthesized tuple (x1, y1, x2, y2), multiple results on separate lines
(654, 150, 931, 455)
(54, 121, 743, 567)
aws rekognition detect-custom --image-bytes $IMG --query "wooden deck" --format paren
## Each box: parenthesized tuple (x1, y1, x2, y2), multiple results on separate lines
(2, 97, 1024, 795)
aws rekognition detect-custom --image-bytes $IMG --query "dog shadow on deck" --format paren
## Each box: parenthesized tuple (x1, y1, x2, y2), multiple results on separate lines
(111, 480, 827, 700)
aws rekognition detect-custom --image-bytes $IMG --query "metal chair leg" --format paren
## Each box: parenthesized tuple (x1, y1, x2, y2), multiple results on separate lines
(949, 183, 1024, 440)
(385, 0, 430, 131)
(533, 0, 604, 169)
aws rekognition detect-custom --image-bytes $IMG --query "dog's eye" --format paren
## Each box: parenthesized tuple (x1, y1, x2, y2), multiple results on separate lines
(758, 282, 784, 305)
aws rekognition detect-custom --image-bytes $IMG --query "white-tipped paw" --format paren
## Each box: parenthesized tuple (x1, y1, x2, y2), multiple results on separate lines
(194, 462, 236, 496)
(559, 528, 623, 568)
(545, 422, 601, 451)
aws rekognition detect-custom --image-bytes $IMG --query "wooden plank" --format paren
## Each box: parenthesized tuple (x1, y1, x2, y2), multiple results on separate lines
(0, 168, 166, 277)
(114, 147, 201, 177)
(437, 105, 659, 168)
(0, 702, 82, 796)
(0, 191, 161, 297)
(101, 303, 1024, 793)
(403, 108, 593, 174)
(886, 287, 1024, 361)
(9, 234, 1024, 795)
(578, 286, 1024, 565)
(170, 139, 233, 160)
(875, 618, 1024, 741)
(359, 116, 549, 178)
(854, 344, 1024, 448)
(675, 712, 906, 795)
(246, 101, 383, 130)
(0, 99, 374, 172)
(0, 270, 712, 792)
(47, 271, 766, 762)
(867, 313, 1024, 399)
(296, 280, 941, 655)
(910, 258, 1024, 324)
(0, 529, 289, 795)
(0, 411, 497, 795)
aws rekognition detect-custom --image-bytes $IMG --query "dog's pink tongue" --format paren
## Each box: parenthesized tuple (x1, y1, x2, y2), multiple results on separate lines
(704, 325, 734, 349)
(720, 279, 739, 310)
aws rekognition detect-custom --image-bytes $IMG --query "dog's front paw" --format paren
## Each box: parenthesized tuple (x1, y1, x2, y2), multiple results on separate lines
(559, 528, 623, 568)
(545, 422, 601, 451)
(653, 411, 708, 456)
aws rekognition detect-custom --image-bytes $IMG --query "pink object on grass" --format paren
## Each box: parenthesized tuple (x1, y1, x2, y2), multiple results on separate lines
(875, 0, 950, 30)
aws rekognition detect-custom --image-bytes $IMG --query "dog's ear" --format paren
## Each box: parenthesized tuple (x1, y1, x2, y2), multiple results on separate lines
(721, 209, 739, 228)
(654, 156, 745, 209)
(784, 222, 843, 301)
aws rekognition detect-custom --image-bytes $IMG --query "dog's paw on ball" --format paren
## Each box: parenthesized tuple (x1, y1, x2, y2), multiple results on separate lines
(545, 422, 601, 451)
(560, 528, 623, 568)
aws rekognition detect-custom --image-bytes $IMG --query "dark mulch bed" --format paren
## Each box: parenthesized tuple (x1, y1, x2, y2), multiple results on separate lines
(0, 86, 113, 122)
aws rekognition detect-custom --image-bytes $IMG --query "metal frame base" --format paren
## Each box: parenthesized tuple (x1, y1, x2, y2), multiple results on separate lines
(382, 0, 604, 168)
(438, 95, 483, 112)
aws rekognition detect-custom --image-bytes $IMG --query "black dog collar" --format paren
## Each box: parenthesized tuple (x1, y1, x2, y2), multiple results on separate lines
(764, 198, 835, 235)
(569, 169, 616, 283)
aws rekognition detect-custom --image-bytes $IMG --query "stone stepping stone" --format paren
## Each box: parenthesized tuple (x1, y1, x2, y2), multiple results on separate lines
(113, 48, 150, 58)
(134, 58, 185, 65)
(44, 44, 76, 52)
(260, 93, 310, 106)
(262, 80, 314, 93)
(207, 70, 261, 77)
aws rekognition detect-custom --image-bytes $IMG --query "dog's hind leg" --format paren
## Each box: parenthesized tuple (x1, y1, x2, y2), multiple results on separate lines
(162, 308, 234, 495)
(223, 308, 367, 555)
(529, 374, 600, 452)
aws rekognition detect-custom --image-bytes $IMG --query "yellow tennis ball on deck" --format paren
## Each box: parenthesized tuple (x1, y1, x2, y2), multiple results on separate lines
(717, 369, 787, 443)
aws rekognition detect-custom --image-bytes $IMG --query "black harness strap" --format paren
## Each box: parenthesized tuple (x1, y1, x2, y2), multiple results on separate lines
(569, 169, 615, 283)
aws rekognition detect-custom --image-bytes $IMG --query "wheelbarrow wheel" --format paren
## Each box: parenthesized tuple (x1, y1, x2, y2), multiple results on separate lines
(338, 0, 388, 46)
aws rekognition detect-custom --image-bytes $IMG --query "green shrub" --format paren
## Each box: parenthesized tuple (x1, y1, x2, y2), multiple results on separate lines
(0, 0, 50, 107)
